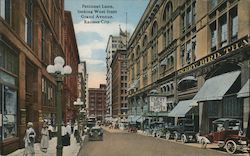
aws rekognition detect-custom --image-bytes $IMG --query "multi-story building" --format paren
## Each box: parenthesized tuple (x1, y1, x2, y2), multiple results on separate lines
(88, 84, 106, 121)
(63, 11, 80, 123)
(111, 49, 128, 120)
(127, 0, 250, 134)
(106, 30, 128, 118)
(0, 0, 80, 154)
(78, 61, 88, 110)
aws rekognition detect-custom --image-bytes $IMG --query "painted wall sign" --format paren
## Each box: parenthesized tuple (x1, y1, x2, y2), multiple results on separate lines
(177, 35, 249, 75)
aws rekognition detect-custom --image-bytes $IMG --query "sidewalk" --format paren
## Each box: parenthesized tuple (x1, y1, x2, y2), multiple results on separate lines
(7, 135, 85, 156)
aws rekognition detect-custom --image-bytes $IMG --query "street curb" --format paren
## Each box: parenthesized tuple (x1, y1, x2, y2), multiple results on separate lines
(77, 135, 88, 156)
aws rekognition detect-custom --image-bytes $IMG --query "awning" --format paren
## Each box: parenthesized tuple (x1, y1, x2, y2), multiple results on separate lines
(168, 100, 198, 117)
(193, 71, 241, 101)
(237, 79, 249, 98)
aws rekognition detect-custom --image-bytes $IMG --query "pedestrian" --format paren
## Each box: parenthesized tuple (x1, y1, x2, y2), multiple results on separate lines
(66, 122, 71, 145)
(61, 123, 69, 146)
(23, 122, 36, 156)
(48, 123, 53, 139)
(73, 123, 80, 142)
(40, 121, 49, 153)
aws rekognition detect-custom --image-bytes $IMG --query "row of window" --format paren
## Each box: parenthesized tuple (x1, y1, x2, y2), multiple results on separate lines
(41, 77, 55, 106)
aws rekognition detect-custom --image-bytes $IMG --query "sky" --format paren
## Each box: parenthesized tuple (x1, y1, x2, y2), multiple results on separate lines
(64, 0, 149, 88)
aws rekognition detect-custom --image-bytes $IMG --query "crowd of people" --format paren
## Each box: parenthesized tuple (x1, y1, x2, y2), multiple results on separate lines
(23, 120, 80, 156)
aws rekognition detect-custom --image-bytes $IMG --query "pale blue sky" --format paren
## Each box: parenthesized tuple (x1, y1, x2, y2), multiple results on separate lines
(65, 0, 149, 87)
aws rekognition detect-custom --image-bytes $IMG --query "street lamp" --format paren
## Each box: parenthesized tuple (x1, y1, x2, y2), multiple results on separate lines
(74, 98, 83, 143)
(46, 56, 72, 156)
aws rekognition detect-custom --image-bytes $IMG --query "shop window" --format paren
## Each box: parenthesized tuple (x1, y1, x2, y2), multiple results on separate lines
(219, 15, 227, 47)
(0, 0, 11, 24)
(207, 100, 219, 117)
(223, 96, 242, 118)
(2, 86, 17, 140)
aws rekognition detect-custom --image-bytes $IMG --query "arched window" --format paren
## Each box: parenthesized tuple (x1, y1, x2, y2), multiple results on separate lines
(136, 46, 140, 58)
(151, 21, 158, 37)
(163, 2, 173, 21)
(143, 35, 148, 47)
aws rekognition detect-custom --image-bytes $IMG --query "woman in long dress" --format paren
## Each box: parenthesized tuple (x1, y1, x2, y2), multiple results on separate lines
(40, 122, 49, 153)
(23, 122, 36, 156)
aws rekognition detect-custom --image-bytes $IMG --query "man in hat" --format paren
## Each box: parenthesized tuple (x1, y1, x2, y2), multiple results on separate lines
(23, 122, 36, 156)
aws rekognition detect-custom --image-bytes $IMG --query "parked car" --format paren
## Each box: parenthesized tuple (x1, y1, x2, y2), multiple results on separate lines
(197, 118, 248, 154)
(88, 126, 103, 141)
(164, 118, 197, 143)
(128, 123, 137, 133)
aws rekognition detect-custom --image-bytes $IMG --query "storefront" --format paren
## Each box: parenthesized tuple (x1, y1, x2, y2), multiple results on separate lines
(0, 39, 19, 154)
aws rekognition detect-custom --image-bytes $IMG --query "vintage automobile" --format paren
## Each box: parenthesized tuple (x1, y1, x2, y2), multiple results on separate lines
(88, 126, 104, 141)
(164, 118, 197, 143)
(128, 123, 138, 133)
(198, 118, 248, 154)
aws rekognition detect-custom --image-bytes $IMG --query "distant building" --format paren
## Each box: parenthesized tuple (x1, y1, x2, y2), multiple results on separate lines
(106, 30, 129, 118)
(78, 61, 88, 110)
(111, 49, 128, 120)
(88, 84, 106, 121)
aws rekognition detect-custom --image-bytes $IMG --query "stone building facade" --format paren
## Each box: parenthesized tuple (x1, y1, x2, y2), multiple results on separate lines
(127, 0, 250, 133)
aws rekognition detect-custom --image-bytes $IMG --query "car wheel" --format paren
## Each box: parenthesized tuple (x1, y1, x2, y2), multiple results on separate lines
(165, 131, 171, 140)
(201, 138, 207, 149)
(174, 132, 178, 142)
(225, 140, 237, 154)
(156, 132, 161, 138)
(181, 134, 187, 143)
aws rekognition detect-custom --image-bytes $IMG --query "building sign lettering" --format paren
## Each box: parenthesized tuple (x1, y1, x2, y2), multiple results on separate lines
(178, 35, 249, 75)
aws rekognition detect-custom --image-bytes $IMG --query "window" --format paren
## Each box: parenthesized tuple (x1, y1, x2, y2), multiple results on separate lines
(137, 61, 140, 76)
(186, 7, 192, 27)
(42, 77, 55, 106)
(181, 13, 186, 33)
(210, 0, 218, 10)
(0, 41, 18, 75)
(151, 21, 158, 37)
(192, 37, 196, 61)
(210, 22, 217, 51)
(2, 86, 17, 140)
(186, 40, 191, 64)
(142, 35, 148, 48)
(0, 0, 11, 24)
(192, 1, 196, 24)
(219, 15, 227, 47)
(25, 0, 33, 47)
(163, 2, 173, 21)
(181, 44, 185, 66)
(41, 22, 46, 62)
(230, 7, 238, 42)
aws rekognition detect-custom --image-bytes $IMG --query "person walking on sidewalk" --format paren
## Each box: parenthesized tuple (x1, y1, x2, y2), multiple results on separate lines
(23, 122, 36, 156)
(40, 121, 49, 153)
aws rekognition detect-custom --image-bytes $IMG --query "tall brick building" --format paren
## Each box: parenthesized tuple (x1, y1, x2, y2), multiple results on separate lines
(0, 0, 80, 154)
(88, 84, 106, 121)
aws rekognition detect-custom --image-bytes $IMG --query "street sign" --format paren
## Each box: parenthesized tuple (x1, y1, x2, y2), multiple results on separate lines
(149, 96, 167, 112)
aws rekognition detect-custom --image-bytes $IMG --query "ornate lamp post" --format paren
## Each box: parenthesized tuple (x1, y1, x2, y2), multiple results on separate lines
(47, 56, 72, 156)
(74, 98, 83, 143)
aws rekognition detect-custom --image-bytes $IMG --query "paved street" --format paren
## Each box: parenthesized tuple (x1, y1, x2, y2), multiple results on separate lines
(78, 130, 247, 156)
